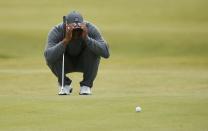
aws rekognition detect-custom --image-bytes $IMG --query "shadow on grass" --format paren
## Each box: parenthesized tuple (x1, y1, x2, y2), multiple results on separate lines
(0, 54, 15, 59)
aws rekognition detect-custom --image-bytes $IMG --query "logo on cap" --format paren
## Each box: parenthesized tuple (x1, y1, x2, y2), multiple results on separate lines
(74, 17, 79, 23)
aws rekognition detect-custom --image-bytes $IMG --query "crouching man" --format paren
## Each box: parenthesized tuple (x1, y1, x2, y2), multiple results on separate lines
(44, 11, 110, 95)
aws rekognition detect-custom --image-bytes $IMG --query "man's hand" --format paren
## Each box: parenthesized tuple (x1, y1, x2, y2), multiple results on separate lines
(79, 23, 88, 40)
(63, 23, 75, 47)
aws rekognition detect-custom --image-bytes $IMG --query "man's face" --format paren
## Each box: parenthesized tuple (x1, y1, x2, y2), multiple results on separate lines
(72, 23, 83, 39)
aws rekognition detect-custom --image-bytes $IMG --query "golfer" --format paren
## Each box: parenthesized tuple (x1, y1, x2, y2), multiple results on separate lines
(44, 11, 110, 95)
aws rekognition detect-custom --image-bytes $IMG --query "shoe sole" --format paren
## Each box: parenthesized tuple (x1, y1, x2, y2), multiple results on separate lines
(79, 93, 91, 95)
(58, 93, 67, 95)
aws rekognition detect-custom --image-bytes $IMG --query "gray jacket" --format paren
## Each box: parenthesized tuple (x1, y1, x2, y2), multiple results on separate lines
(44, 21, 110, 64)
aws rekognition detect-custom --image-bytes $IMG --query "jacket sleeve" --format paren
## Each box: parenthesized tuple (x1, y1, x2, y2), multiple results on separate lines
(44, 27, 65, 64)
(85, 25, 110, 58)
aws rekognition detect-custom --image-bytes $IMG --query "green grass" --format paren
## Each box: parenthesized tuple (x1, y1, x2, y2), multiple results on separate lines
(0, 0, 208, 130)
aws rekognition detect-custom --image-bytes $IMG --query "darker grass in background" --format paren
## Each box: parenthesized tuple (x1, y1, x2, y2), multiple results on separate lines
(0, 0, 207, 63)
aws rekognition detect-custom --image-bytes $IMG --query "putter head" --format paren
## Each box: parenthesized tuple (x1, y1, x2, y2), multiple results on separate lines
(58, 87, 67, 95)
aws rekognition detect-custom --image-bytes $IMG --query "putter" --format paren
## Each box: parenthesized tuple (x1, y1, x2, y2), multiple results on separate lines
(61, 53, 65, 92)
(60, 16, 67, 95)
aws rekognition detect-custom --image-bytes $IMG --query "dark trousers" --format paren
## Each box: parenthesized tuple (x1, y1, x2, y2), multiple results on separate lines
(47, 47, 100, 88)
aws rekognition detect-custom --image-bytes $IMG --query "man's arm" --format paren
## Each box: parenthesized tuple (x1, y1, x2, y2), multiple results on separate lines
(84, 24, 110, 58)
(44, 24, 74, 64)
(44, 26, 66, 64)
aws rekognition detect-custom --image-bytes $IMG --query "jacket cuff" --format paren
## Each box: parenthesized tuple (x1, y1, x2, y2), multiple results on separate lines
(59, 40, 66, 52)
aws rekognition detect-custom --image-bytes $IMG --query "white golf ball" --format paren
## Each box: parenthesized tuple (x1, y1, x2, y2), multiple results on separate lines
(136, 106, 142, 112)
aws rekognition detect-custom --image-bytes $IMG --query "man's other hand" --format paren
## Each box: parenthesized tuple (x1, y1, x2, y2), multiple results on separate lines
(79, 23, 88, 40)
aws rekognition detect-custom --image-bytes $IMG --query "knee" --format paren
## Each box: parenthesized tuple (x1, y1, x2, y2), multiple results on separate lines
(45, 57, 62, 72)
(82, 48, 100, 60)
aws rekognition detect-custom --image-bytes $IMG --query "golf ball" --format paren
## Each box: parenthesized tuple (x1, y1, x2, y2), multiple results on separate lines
(136, 106, 142, 112)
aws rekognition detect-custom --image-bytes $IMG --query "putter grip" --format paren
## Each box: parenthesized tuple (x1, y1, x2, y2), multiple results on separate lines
(63, 16, 66, 37)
